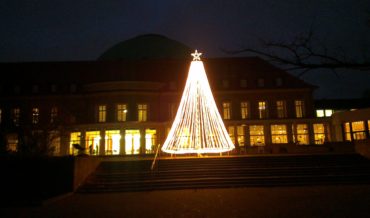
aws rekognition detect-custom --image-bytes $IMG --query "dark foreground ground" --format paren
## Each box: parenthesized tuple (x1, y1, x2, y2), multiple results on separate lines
(2, 185, 370, 218)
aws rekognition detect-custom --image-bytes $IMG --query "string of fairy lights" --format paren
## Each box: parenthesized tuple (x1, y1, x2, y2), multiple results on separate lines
(161, 50, 235, 154)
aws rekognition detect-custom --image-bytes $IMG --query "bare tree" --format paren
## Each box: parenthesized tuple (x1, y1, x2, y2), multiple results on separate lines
(224, 30, 370, 77)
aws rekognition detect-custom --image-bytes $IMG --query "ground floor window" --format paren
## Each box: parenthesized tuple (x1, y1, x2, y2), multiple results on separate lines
(48, 131, 60, 156)
(351, 121, 366, 140)
(69, 132, 81, 155)
(295, 124, 309, 145)
(271, 124, 288, 144)
(228, 126, 235, 144)
(6, 134, 18, 152)
(105, 130, 121, 155)
(86, 131, 101, 155)
(344, 122, 352, 141)
(237, 125, 245, 146)
(249, 125, 265, 146)
(125, 129, 140, 155)
(145, 129, 157, 154)
(313, 124, 325, 144)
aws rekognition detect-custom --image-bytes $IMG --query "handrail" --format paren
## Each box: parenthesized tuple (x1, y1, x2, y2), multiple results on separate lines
(151, 144, 161, 171)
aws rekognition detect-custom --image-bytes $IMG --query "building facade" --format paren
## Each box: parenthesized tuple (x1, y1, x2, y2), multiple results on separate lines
(0, 55, 337, 156)
(2, 34, 350, 156)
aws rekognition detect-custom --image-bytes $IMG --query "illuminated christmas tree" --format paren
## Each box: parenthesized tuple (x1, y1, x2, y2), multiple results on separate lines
(162, 50, 235, 154)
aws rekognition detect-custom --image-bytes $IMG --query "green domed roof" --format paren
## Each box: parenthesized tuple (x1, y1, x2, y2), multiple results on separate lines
(98, 34, 193, 60)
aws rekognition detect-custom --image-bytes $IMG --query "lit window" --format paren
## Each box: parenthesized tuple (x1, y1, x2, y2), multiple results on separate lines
(257, 78, 265, 87)
(49, 131, 61, 156)
(240, 102, 249, 119)
(105, 130, 121, 155)
(240, 79, 247, 88)
(295, 124, 309, 145)
(117, 104, 127, 122)
(6, 134, 18, 152)
(50, 107, 58, 123)
(276, 100, 287, 118)
(271, 124, 288, 144)
(12, 108, 20, 126)
(275, 78, 283, 87)
(295, 100, 305, 118)
(258, 101, 268, 119)
(316, 110, 324, 117)
(237, 125, 245, 146)
(125, 129, 141, 155)
(138, 104, 148, 122)
(222, 80, 229, 88)
(145, 129, 157, 154)
(313, 124, 325, 144)
(249, 125, 265, 146)
(169, 103, 177, 120)
(228, 126, 235, 144)
(325, 109, 333, 117)
(69, 132, 81, 155)
(98, 105, 106, 122)
(351, 121, 366, 140)
(85, 131, 101, 155)
(223, 102, 231, 120)
(32, 107, 40, 124)
(344, 122, 351, 141)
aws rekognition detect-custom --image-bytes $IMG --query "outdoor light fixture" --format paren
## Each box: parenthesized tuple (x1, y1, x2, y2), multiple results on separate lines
(161, 50, 235, 154)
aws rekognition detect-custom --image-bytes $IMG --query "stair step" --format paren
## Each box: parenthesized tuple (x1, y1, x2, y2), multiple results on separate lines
(77, 154, 370, 193)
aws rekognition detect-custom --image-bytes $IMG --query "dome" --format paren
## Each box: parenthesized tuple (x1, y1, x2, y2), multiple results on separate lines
(98, 34, 193, 60)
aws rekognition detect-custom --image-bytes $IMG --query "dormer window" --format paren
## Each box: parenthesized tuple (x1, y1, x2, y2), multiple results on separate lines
(222, 80, 229, 88)
(275, 77, 283, 87)
(14, 85, 21, 94)
(70, 84, 77, 93)
(32, 85, 39, 93)
(257, 78, 265, 87)
(240, 79, 247, 88)
(51, 84, 57, 93)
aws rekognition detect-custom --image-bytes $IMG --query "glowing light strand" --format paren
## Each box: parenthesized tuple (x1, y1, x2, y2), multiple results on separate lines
(161, 50, 235, 154)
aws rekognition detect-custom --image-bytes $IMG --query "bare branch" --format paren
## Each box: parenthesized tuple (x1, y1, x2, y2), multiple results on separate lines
(223, 31, 370, 74)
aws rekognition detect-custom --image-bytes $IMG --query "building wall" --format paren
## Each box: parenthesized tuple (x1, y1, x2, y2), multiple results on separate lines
(331, 108, 370, 142)
(0, 80, 329, 156)
(0, 58, 325, 156)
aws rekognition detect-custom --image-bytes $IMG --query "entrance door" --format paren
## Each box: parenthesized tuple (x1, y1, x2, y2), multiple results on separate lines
(125, 130, 141, 155)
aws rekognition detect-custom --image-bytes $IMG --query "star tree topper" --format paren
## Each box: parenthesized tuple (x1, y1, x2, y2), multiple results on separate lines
(191, 50, 202, 61)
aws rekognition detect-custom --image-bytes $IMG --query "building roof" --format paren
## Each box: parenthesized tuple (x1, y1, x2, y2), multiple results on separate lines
(314, 98, 370, 110)
(98, 34, 192, 60)
(0, 33, 315, 95)
(0, 57, 315, 92)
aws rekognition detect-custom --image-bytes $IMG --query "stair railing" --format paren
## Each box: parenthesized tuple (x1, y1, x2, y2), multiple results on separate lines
(151, 144, 161, 171)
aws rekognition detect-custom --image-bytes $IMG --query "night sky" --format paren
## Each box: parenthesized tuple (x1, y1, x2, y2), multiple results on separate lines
(1, 0, 370, 99)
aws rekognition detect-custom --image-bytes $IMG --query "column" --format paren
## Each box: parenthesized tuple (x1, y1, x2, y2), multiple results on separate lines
(140, 128, 146, 155)
(308, 123, 315, 145)
(287, 122, 294, 144)
(120, 129, 126, 155)
(100, 130, 105, 156)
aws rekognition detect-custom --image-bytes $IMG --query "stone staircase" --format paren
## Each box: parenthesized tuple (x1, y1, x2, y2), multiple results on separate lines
(77, 154, 370, 193)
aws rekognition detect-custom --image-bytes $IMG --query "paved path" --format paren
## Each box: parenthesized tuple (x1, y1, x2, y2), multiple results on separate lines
(2, 185, 370, 218)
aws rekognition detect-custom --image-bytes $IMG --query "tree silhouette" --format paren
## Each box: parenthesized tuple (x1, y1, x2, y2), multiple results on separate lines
(224, 29, 370, 77)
